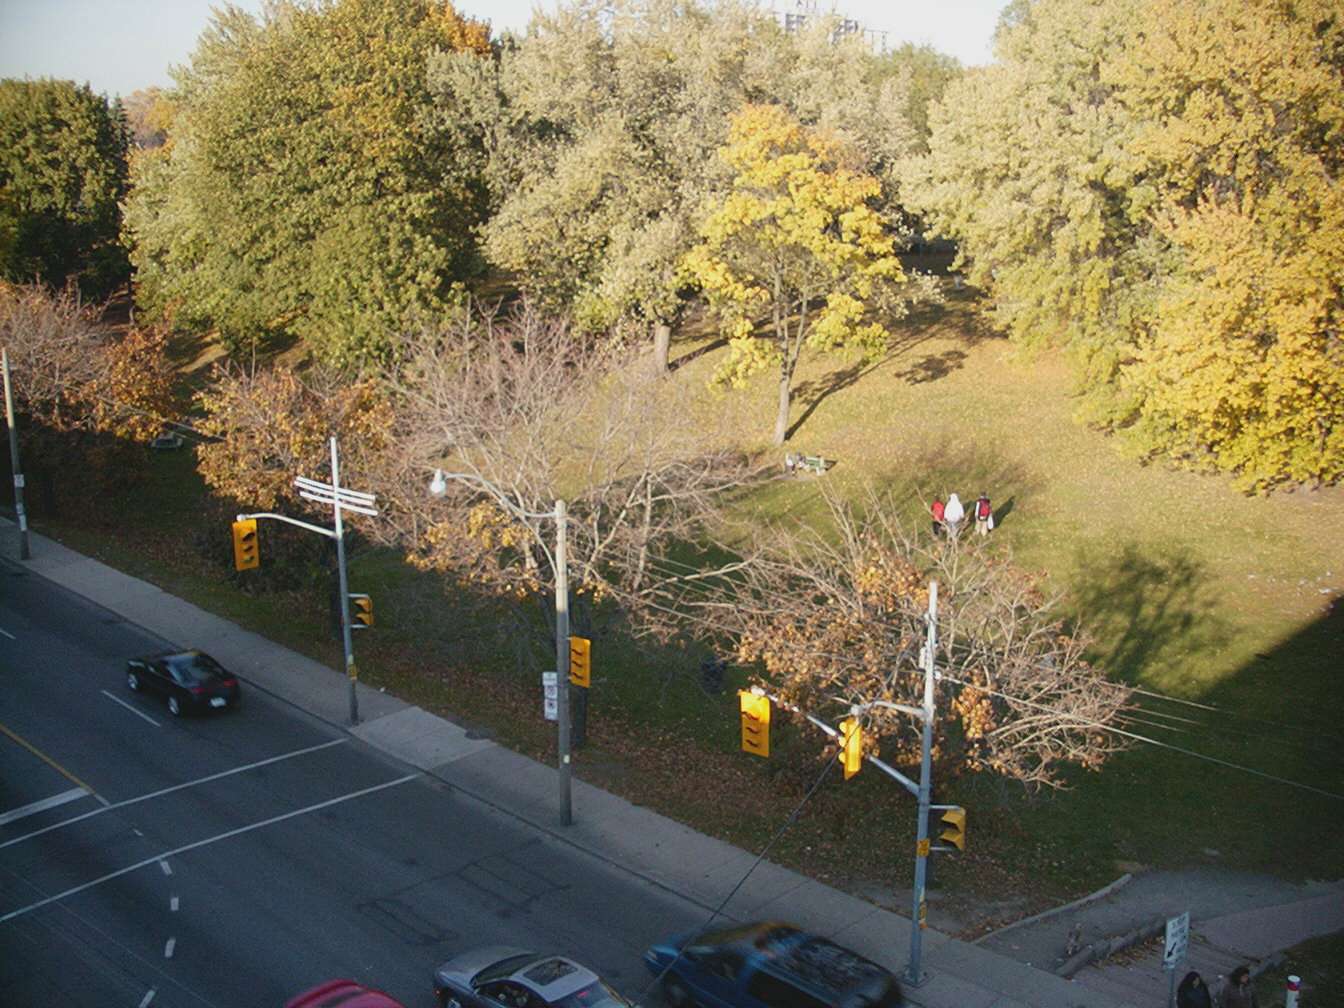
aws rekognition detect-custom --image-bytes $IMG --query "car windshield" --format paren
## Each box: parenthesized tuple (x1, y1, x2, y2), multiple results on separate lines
(552, 980, 629, 1008)
(168, 654, 226, 684)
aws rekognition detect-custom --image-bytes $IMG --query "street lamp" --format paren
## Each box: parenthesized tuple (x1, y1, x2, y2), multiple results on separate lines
(429, 469, 574, 827)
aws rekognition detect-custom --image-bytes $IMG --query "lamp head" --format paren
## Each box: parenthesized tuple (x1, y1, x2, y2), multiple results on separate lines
(428, 469, 447, 498)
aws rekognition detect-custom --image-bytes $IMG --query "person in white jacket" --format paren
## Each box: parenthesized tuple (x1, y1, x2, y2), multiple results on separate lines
(944, 493, 965, 537)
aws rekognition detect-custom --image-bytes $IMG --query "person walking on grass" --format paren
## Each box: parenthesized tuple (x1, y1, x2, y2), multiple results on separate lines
(974, 492, 994, 536)
(944, 493, 965, 537)
(931, 498, 946, 537)
(1220, 966, 1259, 1008)
(1178, 971, 1213, 1008)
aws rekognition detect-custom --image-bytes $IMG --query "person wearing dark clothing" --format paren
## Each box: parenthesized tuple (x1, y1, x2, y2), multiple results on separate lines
(931, 498, 946, 537)
(1178, 971, 1213, 1008)
(1220, 966, 1259, 1008)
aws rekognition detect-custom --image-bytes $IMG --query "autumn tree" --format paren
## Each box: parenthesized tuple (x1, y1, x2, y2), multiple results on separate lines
(124, 0, 491, 364)
(120, 87, 174, 149)
(714, 487, 1131, 788)
(0, 79, 129, 298)
(905, 0, 1343, 488)
(683, 104, 936, 445)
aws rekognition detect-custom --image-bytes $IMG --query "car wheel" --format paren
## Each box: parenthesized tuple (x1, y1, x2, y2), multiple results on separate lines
(168, 695, 182, 717)
(663, 977, 694, 1008)
(127, 669, 141, 691)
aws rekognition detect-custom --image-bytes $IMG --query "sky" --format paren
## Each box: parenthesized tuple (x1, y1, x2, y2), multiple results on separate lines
(0, 1, 1006, 99)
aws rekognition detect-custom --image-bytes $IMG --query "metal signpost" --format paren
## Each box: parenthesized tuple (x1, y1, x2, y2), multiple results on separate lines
(1164, 911, 1190, 1008)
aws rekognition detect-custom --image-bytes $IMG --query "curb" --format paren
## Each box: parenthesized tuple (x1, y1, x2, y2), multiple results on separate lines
(973, 873, 1134, 945)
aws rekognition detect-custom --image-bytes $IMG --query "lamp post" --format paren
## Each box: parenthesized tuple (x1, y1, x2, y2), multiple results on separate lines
(430, 469, 573, 826)
(2, 349, 31, 560)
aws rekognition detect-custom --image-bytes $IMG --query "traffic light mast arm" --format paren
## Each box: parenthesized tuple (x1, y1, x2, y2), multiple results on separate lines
(744, 688, 922, 798)
(236, 512, 337, 539)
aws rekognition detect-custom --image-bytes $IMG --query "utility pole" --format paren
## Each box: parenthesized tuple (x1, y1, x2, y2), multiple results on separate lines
(906, 580, 938, 986)
(2, 349, 31, 560)
(554, 499, 573, 826)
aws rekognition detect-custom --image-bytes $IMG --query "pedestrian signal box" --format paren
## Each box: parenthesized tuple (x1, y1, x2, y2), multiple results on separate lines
(938, 806, 967, 851)
(739, 691, 770, 757)
(349, 593, 373, 629)
(839, 716, 863, 779)
(569, 635, 591, 688)
(232, 518, 259, 571)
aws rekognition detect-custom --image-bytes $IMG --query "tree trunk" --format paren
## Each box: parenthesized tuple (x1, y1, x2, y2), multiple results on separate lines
(652, 321, 671, 373)
(773, 368, 791, 445)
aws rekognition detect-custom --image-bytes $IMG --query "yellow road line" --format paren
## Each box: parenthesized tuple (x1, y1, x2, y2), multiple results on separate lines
(0, 720, 101, 800)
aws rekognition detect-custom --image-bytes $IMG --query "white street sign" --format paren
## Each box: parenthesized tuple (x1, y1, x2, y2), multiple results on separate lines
(1163, 911, 1189, 967)
(542, 671, 558, 721)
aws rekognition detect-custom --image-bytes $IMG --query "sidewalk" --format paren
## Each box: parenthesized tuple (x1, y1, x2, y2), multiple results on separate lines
(9, 526, 1150, 1007)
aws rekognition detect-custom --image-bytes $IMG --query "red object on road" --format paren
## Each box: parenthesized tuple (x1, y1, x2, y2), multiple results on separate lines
(286, 978, 407, 1008)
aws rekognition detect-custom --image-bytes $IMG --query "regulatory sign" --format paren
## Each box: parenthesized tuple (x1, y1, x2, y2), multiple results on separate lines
(542, 671, 558, 721)
(1163, 912, 1189, 967)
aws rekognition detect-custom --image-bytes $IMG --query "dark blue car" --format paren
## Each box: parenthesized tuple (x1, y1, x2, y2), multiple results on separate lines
(643, 922, 902, 1008)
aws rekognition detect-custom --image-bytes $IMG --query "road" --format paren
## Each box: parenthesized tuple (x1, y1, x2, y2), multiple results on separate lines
(0, 561, 704, 1007)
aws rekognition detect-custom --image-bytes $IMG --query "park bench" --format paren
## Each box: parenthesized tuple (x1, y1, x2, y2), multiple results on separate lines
(784, 452, 830, 476)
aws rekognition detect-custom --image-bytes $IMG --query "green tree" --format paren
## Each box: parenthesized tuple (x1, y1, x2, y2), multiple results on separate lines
(0, 79, 129, 298)
(682, 104, 933, 445)
(905, 0, 1343, 488)
(124, 0, 491, 364)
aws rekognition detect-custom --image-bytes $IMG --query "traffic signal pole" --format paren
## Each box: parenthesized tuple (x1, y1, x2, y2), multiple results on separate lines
(906, 580, 938, 987)
(554, 499, 573, 827)
(2, 349, 31, 560)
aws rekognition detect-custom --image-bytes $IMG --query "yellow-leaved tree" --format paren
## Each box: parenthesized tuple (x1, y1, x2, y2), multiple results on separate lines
(682, 104, 934, 445)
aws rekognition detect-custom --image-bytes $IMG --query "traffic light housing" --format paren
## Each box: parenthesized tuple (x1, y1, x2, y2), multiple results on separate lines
(231, 519, 259, 571)
(349, 593, 373, 629)
(939, 806, 967, 851)
(569, 635, 591, 688)
(839, 716, 863, 779)
(739, 691, 770, 757)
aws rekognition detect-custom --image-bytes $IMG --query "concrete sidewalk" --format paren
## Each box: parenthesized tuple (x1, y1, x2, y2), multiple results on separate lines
(10, 526, 1143, 1008)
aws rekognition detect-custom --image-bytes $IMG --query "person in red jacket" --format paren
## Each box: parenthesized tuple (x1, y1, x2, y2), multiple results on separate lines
(974, 493, 994, 536)
(931, 498, 946, 537)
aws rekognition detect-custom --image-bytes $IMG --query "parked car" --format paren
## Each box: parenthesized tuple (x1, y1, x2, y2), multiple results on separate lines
(643, 922, 902, 1008)
(285, 979, 406, 1008)
(125, 650, 241, 716)
(434, 947, 631, 1008)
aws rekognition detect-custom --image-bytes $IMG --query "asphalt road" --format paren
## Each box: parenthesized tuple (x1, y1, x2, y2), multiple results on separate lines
(0, 562, 706, 1007)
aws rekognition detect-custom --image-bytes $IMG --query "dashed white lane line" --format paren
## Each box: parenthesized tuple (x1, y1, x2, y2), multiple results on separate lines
(0, 786, 89, 826)
(0, 738, 347, 849)
(138, 989, 156, 1007)
(101, 690, 161, 727)
(170, 896, 178, 912)
(0, 626, 14, 639)
(0, 773, 417, 923)
(159, 860, 172, 876)
(164, 937, 175, 958)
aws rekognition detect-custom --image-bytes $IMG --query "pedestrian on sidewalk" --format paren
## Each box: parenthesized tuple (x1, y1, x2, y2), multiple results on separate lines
(1219, 965, 1259, 1008)
(931, 498, 946, 537)
(1178, 971, 1213, 1008)
(973, 492, 994, 536)
(944, 493, 965, 538)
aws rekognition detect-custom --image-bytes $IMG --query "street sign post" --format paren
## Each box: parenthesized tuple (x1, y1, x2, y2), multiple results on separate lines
(1164, 911, 1190, 1008)
(542, 671, 558, 721)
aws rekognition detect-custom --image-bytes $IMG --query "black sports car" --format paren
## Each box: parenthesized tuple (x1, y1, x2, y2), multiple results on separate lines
(126, 650, 241, 716)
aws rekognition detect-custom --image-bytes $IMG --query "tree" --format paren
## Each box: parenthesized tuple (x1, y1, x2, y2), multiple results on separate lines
(682, 104, 935, 445)
(904, 0, 1343, 488)
(0, 79, 129, 298)
(124, 0, 491, 364)
(120, 88, 174, 149)
(717, 487, 1131, 788)
(434, 0, 922, 369)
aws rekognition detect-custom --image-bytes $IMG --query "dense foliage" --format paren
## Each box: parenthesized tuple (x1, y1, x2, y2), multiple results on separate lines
(905, 0, 1344, 488)
(123, 0, 491, 364)
(0, 79, 130, 298)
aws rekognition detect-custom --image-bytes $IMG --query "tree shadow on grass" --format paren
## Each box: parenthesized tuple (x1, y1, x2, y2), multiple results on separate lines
(1066, 543, 1229, 684)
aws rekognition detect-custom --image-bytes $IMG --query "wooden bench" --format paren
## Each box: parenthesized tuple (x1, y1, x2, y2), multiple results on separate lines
(784, 452, 830, 476)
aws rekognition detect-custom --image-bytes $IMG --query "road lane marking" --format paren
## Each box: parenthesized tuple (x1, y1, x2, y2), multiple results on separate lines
(0, 738, 347, 849)
(0, 786, 89, 826)
(102, 690, 162, 726)
(0, 720, 103, 803)
(170, 896, 178, 912)
(164, 937, 175, 958)
(159, 860, 172, 876)
(138, 989, 156, 1007)
(0, 773, 418, 924)
(0, 627, 14, 639)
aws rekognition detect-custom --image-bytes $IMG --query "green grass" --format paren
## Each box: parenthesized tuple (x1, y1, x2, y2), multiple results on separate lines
(1255, 933, 1344, 1007)
(18, 288, 1344, 929)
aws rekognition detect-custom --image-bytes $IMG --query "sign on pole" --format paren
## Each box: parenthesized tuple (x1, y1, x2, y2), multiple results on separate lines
(542, 671, 558, 721)
(1163, 912, 1189, 967)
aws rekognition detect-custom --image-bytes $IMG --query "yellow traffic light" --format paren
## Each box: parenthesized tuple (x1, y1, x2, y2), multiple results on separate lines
(939, 806, 967, 851)
(349, 593, 373, 629)
(739, 690, 770, 757)
(839, 716, 863, 779)
(232, 519, 259, 571)
(569, 635, 591, 688)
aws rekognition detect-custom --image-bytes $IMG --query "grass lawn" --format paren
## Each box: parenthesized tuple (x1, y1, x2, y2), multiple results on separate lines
(17, 287, 1343, 932)
(1255, 932, 1344, 1007)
